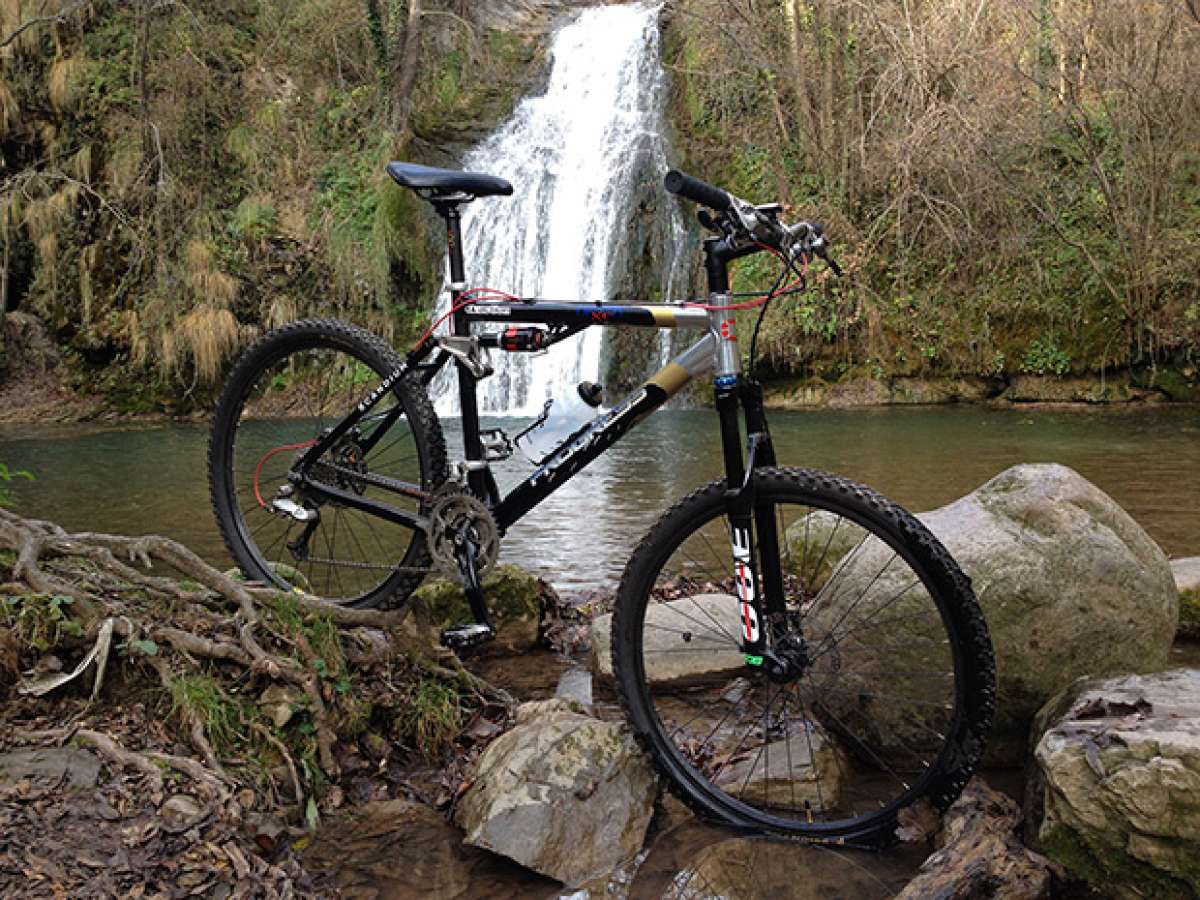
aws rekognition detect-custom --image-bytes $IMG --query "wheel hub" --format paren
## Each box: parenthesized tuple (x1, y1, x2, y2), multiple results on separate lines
(331, 431, 369, 494)
(763, 630, 810, 684)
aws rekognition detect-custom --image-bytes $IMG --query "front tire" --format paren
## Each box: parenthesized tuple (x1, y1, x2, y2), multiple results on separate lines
(208, 318, 447, 609)
(612, 467, 994, 843)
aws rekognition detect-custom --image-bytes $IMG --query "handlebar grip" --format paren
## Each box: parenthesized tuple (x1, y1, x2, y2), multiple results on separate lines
(664, 170, 732, 212)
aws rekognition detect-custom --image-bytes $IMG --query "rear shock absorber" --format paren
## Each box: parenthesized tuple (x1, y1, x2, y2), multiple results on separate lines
(484, 327, 547, 352)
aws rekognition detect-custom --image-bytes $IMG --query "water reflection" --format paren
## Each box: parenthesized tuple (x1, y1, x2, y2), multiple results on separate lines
(1, 405, 1197, 591)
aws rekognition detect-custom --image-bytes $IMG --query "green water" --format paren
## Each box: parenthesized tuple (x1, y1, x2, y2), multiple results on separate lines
(1, 405, 1197, 591)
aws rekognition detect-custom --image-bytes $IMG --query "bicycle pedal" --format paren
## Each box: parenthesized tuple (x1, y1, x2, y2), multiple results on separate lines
(439, 622, 495, 649)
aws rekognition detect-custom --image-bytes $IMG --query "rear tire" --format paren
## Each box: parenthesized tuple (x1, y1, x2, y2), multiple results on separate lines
(208, 318, 446, 609)
(612, 467, 994, 843)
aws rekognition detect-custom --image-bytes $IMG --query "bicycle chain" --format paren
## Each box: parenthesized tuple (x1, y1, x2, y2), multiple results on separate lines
(310, 460, 429, 500)
(297, 556, 432, 573)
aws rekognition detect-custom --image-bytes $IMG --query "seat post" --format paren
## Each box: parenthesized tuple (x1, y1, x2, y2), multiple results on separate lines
(433, 198, 488, 498)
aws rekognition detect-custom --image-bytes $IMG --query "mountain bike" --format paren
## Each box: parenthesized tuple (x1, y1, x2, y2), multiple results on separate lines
(208, 161, 995, 845)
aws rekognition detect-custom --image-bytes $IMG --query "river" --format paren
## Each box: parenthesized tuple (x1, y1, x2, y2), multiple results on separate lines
(1, 405, 1196, 592)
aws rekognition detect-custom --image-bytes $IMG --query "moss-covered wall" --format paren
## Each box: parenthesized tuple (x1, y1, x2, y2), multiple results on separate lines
(0, 0, 552, 414)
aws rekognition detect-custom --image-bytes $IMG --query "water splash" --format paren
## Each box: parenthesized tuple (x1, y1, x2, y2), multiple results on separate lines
(435, 2, 686, 416)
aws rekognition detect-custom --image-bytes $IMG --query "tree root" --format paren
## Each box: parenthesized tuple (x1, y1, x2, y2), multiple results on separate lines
(0, 507, 514, 804)
(22, 726, 231, 802)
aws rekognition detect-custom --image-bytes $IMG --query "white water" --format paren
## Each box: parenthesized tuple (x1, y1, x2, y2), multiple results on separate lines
(435, 2, 687, 416)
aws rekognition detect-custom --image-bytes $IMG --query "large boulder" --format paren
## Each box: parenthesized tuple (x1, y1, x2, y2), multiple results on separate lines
(453, 699, 657, 886)
(797, 464, 1178, 762)
(1172, 557, 1200, 639)
(897, 779, 1059, 899)
(412, 564, 549, 653)
(1030, 669, 1200, 899)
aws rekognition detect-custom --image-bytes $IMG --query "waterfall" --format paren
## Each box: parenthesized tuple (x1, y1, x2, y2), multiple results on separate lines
(435, 2, 688, 416)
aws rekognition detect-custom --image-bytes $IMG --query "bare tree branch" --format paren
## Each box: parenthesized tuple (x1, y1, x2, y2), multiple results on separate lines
(0, 0, 94, 50)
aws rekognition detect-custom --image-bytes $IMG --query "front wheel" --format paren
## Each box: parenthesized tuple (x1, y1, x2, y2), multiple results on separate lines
(208, 318, 447, 609)
(611, 467, 994, 843)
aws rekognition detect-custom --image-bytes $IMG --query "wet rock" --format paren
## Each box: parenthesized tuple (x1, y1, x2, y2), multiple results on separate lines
(1172, 557, 1200, 639)
(304, 798, 558, 898)
(259, 684, 302, 728)
(413, 564, 549, 653)
(713, 728, 846, 810)
(1003, 374, 1148, 403)
(554, 667, 593, 707)
(589, 593, 744, 683)
(160, 794, 207, 833)
(453, 698, 657, 886)
(1030, 668, 1200, 899)
(0, 747, 101, 791)
(803, 464, 1178, 762)
(660, 833, 919, 899)
(896, 779, 1058, 899)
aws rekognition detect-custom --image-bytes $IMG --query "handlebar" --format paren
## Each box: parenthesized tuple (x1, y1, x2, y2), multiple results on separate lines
(664, 168, 842, 276)
(664, 169, 732, 212)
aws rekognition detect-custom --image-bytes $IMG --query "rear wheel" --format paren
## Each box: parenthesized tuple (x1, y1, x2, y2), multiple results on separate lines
(208, 318, 446, 609)
(612, 467, 994, 843)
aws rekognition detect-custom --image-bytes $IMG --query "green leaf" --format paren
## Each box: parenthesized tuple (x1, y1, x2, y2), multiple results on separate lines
(305, 796, 320, 830)
(131, 639, 159, 656)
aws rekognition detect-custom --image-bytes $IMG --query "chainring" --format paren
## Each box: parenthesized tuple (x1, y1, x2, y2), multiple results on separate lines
(427, 489, 500, 578)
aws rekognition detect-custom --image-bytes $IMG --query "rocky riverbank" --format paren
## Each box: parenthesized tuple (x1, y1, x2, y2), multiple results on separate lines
(4, 311, 1196, 427)
(2, 462, 1198, 897)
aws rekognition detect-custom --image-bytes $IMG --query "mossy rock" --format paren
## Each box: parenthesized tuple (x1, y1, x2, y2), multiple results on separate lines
(1135, 366, 1200, 402)
(412, 564, 547, 653)
(1171, 559, 1200, 640)
(1179, 589, 1200, 640)
(1032, 669, 1200, 899)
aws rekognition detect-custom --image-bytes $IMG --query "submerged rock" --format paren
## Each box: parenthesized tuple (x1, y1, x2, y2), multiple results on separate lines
(412, 564, 549, 653)
(453, 698, 657, 886)
(801, 464, 1178, 762)
(712, 728, 846, 810)
(589, 593, 744, 683)
(897, 779, 1058, 899)
(1172, 557, 1200, 639)
(1031, 668, 1200, 899)
(659, 833, 921, 899)
(304, 798, 557, 898)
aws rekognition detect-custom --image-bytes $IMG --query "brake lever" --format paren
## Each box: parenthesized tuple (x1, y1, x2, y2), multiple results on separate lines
(821, 253, 843, 277)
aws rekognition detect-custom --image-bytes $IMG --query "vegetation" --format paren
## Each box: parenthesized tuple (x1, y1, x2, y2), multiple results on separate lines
(0, 461, 31, 507)
(0, 1, 1197, 406)
(0, 0, 543, 412)
(664, 0, 1200, 386)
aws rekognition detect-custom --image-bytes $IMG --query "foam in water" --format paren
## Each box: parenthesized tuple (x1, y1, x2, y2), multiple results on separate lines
(434, 2, 685, 416)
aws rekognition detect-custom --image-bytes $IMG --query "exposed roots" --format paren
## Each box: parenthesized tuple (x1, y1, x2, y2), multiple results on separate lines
(0, 507, 512, 812)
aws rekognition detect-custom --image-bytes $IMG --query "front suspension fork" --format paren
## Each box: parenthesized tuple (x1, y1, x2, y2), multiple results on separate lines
(716, 378, 785, 661)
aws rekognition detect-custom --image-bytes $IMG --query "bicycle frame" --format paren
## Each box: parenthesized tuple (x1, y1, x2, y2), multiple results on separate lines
(290, 197, 785, 656)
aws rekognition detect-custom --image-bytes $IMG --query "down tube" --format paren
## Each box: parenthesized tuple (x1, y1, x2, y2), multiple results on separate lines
(494, 335, 715, 530)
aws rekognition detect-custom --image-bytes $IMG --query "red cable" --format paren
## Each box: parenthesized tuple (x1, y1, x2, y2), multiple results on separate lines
(412, 287, 521, 350)
(253, 439, 316, 508)
(683, 244, 808, 311)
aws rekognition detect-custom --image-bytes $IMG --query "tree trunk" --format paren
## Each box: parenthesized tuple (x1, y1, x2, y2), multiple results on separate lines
(391, 0, 423, 137)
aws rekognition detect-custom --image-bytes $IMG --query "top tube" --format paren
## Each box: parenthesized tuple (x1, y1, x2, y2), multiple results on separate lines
(460, 300, 711, 329)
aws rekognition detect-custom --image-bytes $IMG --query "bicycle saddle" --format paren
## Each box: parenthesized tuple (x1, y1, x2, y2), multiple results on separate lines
(386, 161, 513, 198)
